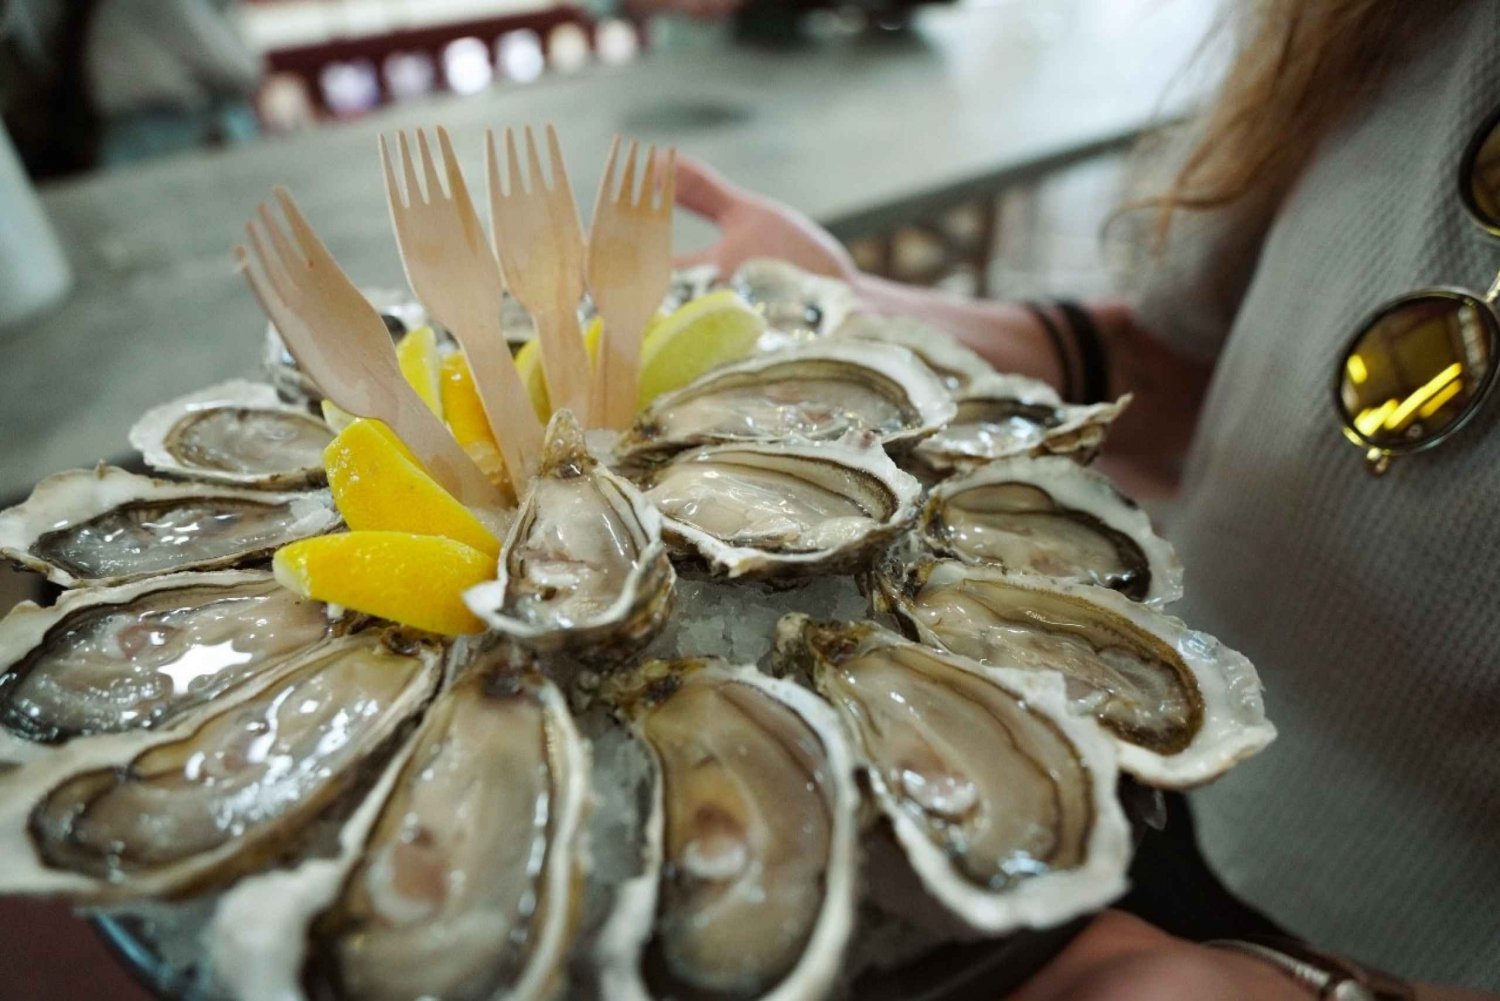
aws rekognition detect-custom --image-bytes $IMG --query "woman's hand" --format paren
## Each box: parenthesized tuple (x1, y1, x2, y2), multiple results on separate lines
(1006, 911, 1303, 1001)
(673, 156, 857, 280)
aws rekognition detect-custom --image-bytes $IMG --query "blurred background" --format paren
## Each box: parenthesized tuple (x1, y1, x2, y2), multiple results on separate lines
(0, 0, 1212, 996)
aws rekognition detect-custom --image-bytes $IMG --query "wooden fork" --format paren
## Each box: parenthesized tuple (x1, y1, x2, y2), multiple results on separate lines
(380, 126, 542, 488)
(485, 125, 593, 425)
(587, 138, 676, 429)
(233, 187, 507, 517)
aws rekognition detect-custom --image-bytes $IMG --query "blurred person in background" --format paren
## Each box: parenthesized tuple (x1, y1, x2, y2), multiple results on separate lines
(1, 0, 260, 177)
(673, 0, 1500, 998)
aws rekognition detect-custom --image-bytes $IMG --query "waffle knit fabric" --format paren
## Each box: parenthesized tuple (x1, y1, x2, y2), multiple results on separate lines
(1129, 2, 1500, 988)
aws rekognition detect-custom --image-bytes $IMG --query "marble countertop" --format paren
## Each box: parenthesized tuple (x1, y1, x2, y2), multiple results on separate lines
(0, 0, 1213, 500)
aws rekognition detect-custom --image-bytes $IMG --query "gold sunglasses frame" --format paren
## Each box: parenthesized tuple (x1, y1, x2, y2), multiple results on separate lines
(1332, 105, 1500, 476)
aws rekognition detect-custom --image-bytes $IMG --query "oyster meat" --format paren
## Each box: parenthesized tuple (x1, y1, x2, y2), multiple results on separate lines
(920, 456, 1183, 606)
(732, 258, 853, 342)
(310, 669, 589, 1001)
(0, 570, 336, 761)
(597, 658, 857, 1001)
(775, 616, 1129, 933)
(632, 432, 922, 577)
(466, 412, 674, 656)
(832, 314, 994, 391)
(617, 340, 955, 461)
(0, 630, 441, 902)
(876, 556, 1274, 787)
(129, 380, 334, 489)
(0, 466, 340, 587)
(914, 373, 1129, 474)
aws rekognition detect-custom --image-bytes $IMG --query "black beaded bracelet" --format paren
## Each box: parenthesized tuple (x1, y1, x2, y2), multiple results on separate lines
(1021, 301, 1078, 402)
(1054, 299, 1110, 405)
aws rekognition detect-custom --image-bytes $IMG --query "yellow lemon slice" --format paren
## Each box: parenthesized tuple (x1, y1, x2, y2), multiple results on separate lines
(439, 352, 511, 492)
(324, 419, 500, 558)
(515, 318, 604, 421)
(319, 399, 357, 433)
(637, 290, 765, 408)
(396, 326, 444, 419)
(274, 531, 492, 636)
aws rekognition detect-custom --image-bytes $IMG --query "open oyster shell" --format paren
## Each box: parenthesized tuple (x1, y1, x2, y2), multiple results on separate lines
(632, 431, 923, 578)
(466, 412, 675, 657)
(617, 340, 956, 463)
(919, 456, 1183, 606)
(129, 380, 334, 489)
(832, 314, 995, 391)
(0, 569, 340, 765)
(913, 373, 1129, 475)
(875, 556, 1274, 788)
(732, 258, 854, 343)
(0, 630, 441, 903)
(596, 658, 857, 1001)
(304, 668, 590, 1001)
(0, 466, 340, 588)
(774, 616, 1130, 934)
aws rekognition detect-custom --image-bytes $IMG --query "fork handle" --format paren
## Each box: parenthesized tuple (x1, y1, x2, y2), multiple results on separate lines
(592, 304, 656, 430)
(451, 313, 543, 483)
(367, 383, 511, 517)
(533, 306, 594, 427)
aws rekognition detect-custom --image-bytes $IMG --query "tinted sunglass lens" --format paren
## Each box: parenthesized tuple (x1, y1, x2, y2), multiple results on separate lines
(1461, 108, 1500, 232)
(1337, 295, 1496, 447)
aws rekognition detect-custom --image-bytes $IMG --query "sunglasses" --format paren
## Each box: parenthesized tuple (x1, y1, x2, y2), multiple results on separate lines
(1334, 106, 1500, 475)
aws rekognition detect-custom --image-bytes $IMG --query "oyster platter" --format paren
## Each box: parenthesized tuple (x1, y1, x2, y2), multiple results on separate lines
(0, 127, 1274, 1001)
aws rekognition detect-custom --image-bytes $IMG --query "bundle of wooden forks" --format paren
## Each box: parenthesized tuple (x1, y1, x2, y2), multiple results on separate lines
(235, 124, 675, 517)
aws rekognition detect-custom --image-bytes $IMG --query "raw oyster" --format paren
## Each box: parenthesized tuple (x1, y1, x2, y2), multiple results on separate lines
(632, 432, 922, 577)
(597, 658, 857, 1001)
(875, 556, 1274, 788)
(733, 258, 854, 342)
(264, 288, 432, 404)
(919, 456, 1183, 606)
(833, 314, 995, 391)
(0, 466, 340, 587)
(0, 630, 441, 902)
(914, 373, 1129, 474)
(617, 341, 956, 461)
(0, 570, 337, 763)
(308, 669, 589, 1001)
(774, 616, 1130, 933)
(466, 412, 674, 656)
(129, 379, 334, 489)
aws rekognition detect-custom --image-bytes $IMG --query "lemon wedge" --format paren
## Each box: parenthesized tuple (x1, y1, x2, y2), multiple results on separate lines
(439, 352, 511, 492)
(324, 419, 500, 558)
(636, 290, 765, 408)
(274, 531, 491, 636)
(395, 326, 444, 419)
(319, 399, 357, 433)
(515, 318, 604, 421)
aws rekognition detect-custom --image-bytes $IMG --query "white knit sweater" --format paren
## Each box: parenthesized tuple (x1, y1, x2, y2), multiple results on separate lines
(1132, 1, 1500, 988)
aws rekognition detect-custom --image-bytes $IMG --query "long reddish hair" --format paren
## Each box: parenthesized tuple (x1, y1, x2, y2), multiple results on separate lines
(1145, 0, 1464, 244)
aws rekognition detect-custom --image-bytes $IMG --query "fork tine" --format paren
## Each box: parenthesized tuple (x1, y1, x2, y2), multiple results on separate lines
(524, 126, 547, 194)
(618, 140, 640, 206)
(658, 148, 677, 215)
(396, 132, 424, 205)
(504, 127, 524, 198)
(240, 227, 291, 308)
(596, 135, 622, 218)
(415, 128, 446, 202)
(638, 145, 658, 209)
(256, 201, 303, 275)
(378, 134, 407, 215)
(436, 126, 484, 244)
(273, 187, 338, 270)
(546, 124, 580, 209)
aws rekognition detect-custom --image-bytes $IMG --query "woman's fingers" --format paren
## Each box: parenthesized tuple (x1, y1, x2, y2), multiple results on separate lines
(673, 154, 741, 221)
